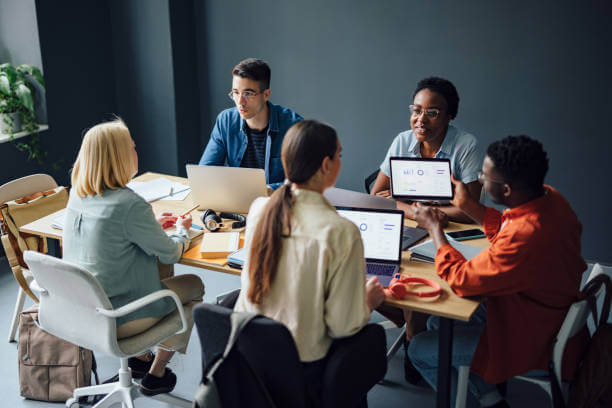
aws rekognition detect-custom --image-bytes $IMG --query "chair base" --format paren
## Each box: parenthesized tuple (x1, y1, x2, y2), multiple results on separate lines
(66, 365, 191, 408)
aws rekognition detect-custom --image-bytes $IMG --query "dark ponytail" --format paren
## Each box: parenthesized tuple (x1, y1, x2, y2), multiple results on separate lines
(247, 120, 337, 304)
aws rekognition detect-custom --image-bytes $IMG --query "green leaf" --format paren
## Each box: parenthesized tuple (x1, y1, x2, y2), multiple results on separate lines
(0, 74, 10, 95)
(17, 64, 45, 89)
(15, 82, 34, 113)
(0, 64, 18, 85)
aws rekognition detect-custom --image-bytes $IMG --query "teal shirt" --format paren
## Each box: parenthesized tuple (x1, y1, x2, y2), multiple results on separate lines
(63, 188, 190, 326)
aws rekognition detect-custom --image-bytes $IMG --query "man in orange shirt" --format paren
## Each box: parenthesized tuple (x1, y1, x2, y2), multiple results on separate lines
(409, 135, 588, 407)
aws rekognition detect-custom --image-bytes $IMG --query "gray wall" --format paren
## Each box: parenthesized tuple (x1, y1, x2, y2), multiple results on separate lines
(198, 0, 612, 262)
(0, 0, 42, 67)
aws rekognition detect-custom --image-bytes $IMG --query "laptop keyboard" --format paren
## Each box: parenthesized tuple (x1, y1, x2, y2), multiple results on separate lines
(367, 263, 397, 276)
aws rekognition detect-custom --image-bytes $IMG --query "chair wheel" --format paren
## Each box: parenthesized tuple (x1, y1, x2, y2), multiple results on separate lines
(65, 397, 80, 408)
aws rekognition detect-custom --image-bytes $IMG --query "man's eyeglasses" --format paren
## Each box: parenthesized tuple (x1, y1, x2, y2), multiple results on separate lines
(478, 171, 505, 185)
(228, 90, 263, 102)
(409, 105, 442, 119)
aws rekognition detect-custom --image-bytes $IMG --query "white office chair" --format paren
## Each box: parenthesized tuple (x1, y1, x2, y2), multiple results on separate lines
(23, 250, 193, 408)
(455, 263, 605, 408)
(0, 173, 59, 343)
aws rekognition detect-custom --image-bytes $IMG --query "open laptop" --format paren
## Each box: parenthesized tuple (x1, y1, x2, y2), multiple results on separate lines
(186, 164, 268, 214)
(336, 207, 404, 287)
(324, 187, 396, 210)
(389, 157, 453, 204)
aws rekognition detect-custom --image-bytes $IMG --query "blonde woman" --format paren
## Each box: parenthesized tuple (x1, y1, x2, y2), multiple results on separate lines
(63, 119, 204, 395)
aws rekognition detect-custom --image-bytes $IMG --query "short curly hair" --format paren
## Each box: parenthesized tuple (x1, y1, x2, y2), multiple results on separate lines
(486, 135, 549, 193)
(413, 77, 460, 119)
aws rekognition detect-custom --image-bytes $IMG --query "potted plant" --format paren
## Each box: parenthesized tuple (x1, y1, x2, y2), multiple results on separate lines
(0, 63, 47, 163)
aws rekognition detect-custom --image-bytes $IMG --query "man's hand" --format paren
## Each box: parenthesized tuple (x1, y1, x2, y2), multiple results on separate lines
(266, 185, 274, 196)
(365, 276, 386, 311)
(413, 203, 448, 230)
(450, 175, 473, 210)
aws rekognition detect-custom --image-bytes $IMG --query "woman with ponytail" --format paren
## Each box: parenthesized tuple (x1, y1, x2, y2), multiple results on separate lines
(234, 120, 386, 406)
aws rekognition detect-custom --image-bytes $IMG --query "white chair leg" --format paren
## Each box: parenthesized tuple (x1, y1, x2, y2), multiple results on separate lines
(456, 365, 470, 408)
(386, 326, 406, 361)
(8, 287, 26, 342)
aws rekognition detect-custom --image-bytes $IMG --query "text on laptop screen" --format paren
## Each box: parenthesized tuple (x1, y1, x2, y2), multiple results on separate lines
(390, 158, 452, 199)
(336, 209, 402, 262)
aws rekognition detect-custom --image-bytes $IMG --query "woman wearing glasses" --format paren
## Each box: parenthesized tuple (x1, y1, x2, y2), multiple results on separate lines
(370, 76, 482, 225)
(370, 77, 482, 385)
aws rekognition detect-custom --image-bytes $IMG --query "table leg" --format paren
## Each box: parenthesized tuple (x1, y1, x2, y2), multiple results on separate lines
(436, 317, 454, 408)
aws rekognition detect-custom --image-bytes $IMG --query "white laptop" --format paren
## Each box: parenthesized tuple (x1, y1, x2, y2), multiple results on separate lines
(389, 157, 453, 204)
(336, 207, 404, 287)
(186, 164, 267, 214)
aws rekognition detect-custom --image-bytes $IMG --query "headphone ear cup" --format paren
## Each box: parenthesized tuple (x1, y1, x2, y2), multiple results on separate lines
(201, 210, 222, 232)
(219, 212, 246, 229)
(388, 282, 408, 299)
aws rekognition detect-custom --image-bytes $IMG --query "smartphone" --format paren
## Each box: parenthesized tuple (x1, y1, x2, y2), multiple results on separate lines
(447, 228, 485, 241)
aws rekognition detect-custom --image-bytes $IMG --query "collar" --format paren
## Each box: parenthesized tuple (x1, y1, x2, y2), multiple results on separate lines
(292, 187, 336, 211)
(408, 124, 456, 157)
(240, 101, 279, 134)
(502, 185, 552, 219)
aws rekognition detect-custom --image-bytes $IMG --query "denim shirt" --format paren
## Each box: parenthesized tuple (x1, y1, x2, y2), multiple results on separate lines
(199, 102, 303, 189)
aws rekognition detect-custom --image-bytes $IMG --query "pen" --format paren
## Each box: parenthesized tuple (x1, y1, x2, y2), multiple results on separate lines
(180, 205, 199, 218)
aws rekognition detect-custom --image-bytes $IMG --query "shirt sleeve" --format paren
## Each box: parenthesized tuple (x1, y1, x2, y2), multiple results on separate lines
(124, 198, 190, 264)
(435, 224, 535, 297)
(454, 135, 481, 183)
(324, 228, 371, 339)
(199, 114, 227, 166)
(379, 134, 402, 176)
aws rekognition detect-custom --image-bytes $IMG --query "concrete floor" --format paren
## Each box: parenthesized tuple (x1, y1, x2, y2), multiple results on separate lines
(1, 258, 581, 407)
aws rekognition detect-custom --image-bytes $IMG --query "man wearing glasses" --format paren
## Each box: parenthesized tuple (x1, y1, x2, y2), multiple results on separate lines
(199, 58, 302, 189)
(370, 77, 482, 225)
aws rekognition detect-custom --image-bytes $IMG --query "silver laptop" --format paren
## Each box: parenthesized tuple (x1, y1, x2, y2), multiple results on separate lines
(389, 157, 453, 204)
(336, 207, 404, 287)
(324, 187, 396, 210)
(186, 164, 267, 214)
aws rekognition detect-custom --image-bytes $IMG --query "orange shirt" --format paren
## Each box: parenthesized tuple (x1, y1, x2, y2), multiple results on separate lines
(435, 185, 588, 384)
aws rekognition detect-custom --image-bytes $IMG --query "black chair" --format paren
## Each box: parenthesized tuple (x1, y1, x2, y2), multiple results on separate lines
(364, 169, 379, 194)
(193, 303, 387, 408)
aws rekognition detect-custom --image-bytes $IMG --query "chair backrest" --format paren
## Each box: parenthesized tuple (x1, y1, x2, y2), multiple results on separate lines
(23, 251, 119, 357)
(364, 169, 379, 194)
(0, 174, 58, 204)
(193, 303, 307, 408)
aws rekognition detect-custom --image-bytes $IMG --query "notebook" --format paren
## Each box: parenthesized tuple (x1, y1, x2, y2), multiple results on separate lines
(186, 164, 267, 214)
(389, 157, 453, 204)
(409, 238, 484, 263)
(336, 207, 404, 286)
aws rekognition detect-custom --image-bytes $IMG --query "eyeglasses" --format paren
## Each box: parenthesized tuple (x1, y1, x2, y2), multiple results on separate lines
(227, 90, 263, 102)
(409, 105, 442, 119)
(478, 171, 505, 185)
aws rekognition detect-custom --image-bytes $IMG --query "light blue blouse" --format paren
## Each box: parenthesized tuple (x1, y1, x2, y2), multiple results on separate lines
(62, 188, 190, 327)
(379, 125, 481, 184)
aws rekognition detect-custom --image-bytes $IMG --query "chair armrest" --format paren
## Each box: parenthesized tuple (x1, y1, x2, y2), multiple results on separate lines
(96, 290, 188, 334)
(29, 279, 48, 295)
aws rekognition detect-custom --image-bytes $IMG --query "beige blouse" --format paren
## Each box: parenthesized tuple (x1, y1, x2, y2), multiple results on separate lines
(234, 188, 371, 362)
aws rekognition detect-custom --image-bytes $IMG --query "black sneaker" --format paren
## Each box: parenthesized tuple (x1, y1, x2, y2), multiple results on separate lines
(140, 368, 177, 396)
(403, 339, 425, 385)
(102, 353, 155, 383)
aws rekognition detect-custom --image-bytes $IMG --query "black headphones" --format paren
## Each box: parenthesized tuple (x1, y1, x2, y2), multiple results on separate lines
(201, 209, 246, 232)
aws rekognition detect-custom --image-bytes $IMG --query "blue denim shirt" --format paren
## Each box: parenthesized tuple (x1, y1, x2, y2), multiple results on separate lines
(199, 102, 303, 189)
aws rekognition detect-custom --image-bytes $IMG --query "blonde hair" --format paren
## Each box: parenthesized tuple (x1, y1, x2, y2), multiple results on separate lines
(71, 119, 135, 197)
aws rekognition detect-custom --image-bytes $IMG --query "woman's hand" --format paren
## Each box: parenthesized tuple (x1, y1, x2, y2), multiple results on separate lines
(375, 189, 392, 198)
(366, 276, 386, 311)
(156, 212, 178, 229)
(176, 214, 192, 230)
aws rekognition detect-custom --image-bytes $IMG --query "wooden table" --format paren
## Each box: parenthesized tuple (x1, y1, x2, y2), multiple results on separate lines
(20, 171, 487, 407)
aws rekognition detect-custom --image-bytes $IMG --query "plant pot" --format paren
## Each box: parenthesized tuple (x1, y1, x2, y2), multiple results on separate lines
(0, 112, 23, 134)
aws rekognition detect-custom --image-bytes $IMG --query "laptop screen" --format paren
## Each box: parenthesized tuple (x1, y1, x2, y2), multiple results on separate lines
(389, 157, 453, 201)
(336, 207, 403, 263)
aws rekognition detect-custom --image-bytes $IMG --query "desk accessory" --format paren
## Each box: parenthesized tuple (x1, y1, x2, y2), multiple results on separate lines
(385, 274, 442, 300)
(200, 231, 240, 258)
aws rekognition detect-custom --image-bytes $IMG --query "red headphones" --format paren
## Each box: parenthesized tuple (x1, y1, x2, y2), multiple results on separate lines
(386, 273, 442, 299)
